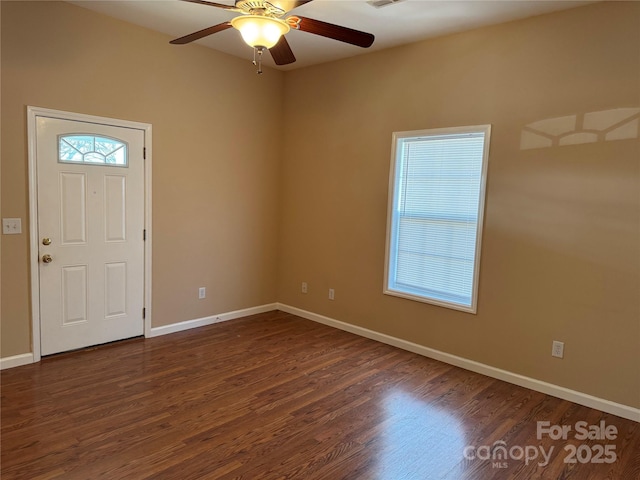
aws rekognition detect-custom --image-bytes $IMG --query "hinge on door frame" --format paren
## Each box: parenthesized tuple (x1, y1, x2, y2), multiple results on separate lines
(143, 307, 146, 319)
(143, 147, 146, 160)
(143, 229, 146, 241)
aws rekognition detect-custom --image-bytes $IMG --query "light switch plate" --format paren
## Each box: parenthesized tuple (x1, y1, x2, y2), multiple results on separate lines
(2, 218, 22, 235)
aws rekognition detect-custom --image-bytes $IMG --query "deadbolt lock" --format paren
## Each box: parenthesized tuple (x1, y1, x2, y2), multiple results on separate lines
(42, 237, 52, 245)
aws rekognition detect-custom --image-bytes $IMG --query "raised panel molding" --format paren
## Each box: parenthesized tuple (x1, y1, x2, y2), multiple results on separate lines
(104, 175, 126, 242)
(105, 262, 127, 318)
(59, 172, 87, 244)
(62, 265, 88, 325)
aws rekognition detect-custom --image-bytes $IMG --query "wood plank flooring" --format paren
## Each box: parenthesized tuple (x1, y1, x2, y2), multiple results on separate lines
(2, 311, 639, 479)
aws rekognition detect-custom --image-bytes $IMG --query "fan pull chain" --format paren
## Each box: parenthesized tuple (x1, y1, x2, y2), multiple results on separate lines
(253, 47, 264, 75)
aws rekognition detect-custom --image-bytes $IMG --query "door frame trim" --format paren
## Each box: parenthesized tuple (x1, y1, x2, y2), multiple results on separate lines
(27, 106, 153, 362)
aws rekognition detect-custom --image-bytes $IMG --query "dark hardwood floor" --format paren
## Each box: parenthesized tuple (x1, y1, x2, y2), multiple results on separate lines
(2, 311, 639, 479)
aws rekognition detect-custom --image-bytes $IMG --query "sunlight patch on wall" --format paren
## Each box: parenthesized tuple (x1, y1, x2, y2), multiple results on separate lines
(521, 108, 639, 150)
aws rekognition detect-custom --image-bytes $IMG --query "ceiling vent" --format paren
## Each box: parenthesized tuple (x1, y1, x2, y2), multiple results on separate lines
(367, 0, 406, 8)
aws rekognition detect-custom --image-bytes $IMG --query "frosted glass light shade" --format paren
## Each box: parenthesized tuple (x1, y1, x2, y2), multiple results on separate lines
(231, 15, 290, 49)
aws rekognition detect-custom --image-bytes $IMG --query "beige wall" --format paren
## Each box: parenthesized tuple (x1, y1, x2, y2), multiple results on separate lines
(278, 2, 640, 408)
(1, 1, 283, 356)
(2, 1, 638, 409)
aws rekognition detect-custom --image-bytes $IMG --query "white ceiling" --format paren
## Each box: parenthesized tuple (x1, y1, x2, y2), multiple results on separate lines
(69, 0, 593, 71)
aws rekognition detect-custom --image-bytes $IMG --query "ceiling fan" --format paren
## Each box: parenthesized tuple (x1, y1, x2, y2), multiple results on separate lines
(170, 0, 375, 73)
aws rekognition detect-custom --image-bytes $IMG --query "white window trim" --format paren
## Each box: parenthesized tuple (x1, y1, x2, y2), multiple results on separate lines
(383, 124, 491, 314)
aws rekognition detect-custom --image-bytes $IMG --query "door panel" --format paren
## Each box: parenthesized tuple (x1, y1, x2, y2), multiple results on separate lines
(37, 117, 145, 356)
(60, 172, 87, 244)
(104, 175, 127, 242)
(62, 265, 88, 325)
(105, 262, 127, 318)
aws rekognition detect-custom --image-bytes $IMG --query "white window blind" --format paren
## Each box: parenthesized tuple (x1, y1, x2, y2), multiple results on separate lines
(385, 125, 491, 313)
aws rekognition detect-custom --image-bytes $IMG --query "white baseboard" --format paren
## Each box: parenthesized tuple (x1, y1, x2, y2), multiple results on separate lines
(5, 303, 638, 422)
(1, 353, 35, 370)
(276, 303, 640, 423)
(148, 303, 279, 338)
(0, 303, 278, 368)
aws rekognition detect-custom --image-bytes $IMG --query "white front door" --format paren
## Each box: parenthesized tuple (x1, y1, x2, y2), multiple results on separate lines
(36, 116, 145, 355)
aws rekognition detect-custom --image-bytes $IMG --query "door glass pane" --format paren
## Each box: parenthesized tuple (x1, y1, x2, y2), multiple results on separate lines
(58, 135, 128, 167)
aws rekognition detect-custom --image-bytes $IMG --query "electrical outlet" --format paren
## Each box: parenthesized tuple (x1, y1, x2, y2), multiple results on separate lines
(552, 340, 564, 358)
(329, 288, 335, 300)
(2, 218, 22, 235)
(198, 287, 206, 299)
(301, 282, 308, 294)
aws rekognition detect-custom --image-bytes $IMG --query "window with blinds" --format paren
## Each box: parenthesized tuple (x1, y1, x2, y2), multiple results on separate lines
(384, 125, 491, 313)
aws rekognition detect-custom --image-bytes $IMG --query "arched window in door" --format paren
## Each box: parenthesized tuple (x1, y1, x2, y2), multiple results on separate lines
(58, 134, 128, 166)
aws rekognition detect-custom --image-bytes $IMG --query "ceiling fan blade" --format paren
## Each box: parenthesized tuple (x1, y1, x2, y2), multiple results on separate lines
(179, 0, 240, 12)
(269, 36, 296, 65)
(269, 0, 313, 13)
(291, 16, 374, 48)
(170, 22, 232, 44)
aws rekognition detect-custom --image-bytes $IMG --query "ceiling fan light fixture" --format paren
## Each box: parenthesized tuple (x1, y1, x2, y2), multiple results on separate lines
(231, 15, 290, 49)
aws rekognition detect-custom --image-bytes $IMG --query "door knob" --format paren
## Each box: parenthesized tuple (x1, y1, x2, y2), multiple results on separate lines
(42, 254, 53, 263)
(42, 237, 52, 245)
